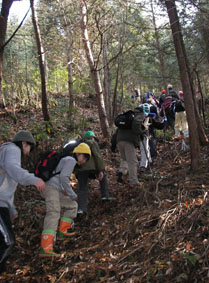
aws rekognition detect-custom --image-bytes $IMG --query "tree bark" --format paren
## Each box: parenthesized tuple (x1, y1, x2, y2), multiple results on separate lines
(198, 2, 209, 66)
(80, 0, 109, 137)
(164, 0, 201, 170)
(57, 0, 74, 118)
(0, 0, 14, 107)
(150, 0, 166, 90)
(195, 69, 206, 126)
(112, 60, 120, 123)
(103, 36, 112, 125)
(30, 0, 50, 121)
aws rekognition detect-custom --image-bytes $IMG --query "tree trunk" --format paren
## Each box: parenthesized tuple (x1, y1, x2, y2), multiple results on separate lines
(30, 0, 50, 121)
(150, 0, 166, 90)
(0, 0, 14, 107)
(198, 2, 209, 66)
(67, 43, 74, 115)
(112, 60, 120, 122)
(164, 0, 201, 170)
(80, 0, 109, 137)
(103, 36, 112, 125)
(57, 0, 74, 118)
(195, 70, 206, 126)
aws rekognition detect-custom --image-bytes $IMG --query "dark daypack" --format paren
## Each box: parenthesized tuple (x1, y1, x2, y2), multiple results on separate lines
(175, 100, 185, 112)
(114, 110, 135, 129)
(35, 138, 82, 181)
(63, 138, 82, 155)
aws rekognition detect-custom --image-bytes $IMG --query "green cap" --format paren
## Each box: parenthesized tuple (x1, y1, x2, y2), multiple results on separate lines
(84, 131, 96, 139)
(13, 130, 36, 145)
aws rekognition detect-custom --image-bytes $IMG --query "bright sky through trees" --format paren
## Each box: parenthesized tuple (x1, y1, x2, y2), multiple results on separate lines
(9, 0, 33, 21)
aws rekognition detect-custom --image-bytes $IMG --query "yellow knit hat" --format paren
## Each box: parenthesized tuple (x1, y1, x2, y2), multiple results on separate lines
(73, 143, 91, 156)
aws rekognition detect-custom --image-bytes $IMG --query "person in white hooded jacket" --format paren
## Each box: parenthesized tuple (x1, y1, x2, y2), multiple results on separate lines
(0, 130, 45, 274)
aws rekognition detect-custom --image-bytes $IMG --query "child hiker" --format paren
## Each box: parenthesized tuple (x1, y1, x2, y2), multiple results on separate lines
(75, 131, 113, 216)
(0, 131, 45, 274)
(39, 143, 91, 257)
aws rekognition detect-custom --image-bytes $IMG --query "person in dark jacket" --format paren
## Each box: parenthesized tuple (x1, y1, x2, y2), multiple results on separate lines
(167, 84, 179, 101)
(116, 107, 146, 187)
(75, 131, 113, 215)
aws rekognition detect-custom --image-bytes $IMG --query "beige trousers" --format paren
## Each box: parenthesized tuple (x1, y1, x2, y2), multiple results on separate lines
(41, 185, 78, 231)
(117, 141, 139, 186)
(175, 111, 188, 137)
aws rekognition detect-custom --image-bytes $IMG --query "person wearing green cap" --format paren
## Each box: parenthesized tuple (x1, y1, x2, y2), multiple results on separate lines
(75, 131, 114, 216)
(0, 130, 46, 274)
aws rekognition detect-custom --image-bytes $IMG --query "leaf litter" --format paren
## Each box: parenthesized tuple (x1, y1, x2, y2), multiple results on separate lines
(0, 96, 209, 282)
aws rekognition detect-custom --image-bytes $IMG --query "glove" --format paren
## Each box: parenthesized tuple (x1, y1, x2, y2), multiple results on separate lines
(162, 116, 167, 121)
(98, 171, 104, 181)
(35, 178, 46, 192)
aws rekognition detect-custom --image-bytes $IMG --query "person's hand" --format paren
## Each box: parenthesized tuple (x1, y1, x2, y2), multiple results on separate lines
(35, 179, 46, 192)
(11, 214, 18, 222)
(98, 171, 104, 181)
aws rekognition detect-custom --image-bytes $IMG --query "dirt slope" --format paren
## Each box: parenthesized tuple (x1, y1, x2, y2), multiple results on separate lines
(0, 95, 209, 282)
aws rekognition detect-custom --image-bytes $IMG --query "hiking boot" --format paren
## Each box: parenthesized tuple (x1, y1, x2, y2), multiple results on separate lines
(76, 210, 87, 222)
(117, 172, 123, 183)
(39, 230, 60, 257)
(58, 217, 75, 239)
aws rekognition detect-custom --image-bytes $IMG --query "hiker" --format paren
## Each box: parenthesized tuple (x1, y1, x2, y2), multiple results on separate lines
(116, 107, 146, 187)
(167, 84, 179, 101)
(75, 131, 113, 216)
(159, 89, 166, 107)
(132, 89, 140, 99)
(39, 143, 91, 257)
(138, 104, 152, 172)
(145, 91, 160, 107)
(0, 130, 45, 274)
(174, 91, 188, 138)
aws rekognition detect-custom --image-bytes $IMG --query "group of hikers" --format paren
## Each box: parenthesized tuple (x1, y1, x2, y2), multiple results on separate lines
(115, 83, 188, 186)
(0, 83, 188, 273)
(0, 129, 114, 272)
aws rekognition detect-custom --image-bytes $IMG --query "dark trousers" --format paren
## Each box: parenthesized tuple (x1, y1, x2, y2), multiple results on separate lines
(77, 171, 109, 212)
(149, 137, 157, 158)
(0, 207, 15, 274)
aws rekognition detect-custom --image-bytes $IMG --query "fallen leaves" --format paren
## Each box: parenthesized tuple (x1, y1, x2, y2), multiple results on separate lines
(1, 97, 209, 282)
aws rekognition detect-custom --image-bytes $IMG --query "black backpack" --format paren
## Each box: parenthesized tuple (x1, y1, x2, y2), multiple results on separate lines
(35, 138, 82, 181)
(175, 100, 185, 112)
(35, 150, 63, 181)
(114, 110, 135, 129)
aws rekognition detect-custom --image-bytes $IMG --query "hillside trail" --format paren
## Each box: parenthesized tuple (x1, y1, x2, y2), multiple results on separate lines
(0, 95, 209, 282)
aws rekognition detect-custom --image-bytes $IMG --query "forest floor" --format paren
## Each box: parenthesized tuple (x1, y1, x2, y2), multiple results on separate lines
(0, 94, 209, 283)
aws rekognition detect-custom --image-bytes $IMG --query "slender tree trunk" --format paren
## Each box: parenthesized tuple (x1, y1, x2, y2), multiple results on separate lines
(66, 30, 74, 118)
(57, 0, 74, 117)
(194, 69, 206, 127)
(198, 2, 209, 66)
(164, 0, 201, 170)
(195, 70, 207, 127)
(67, 47, 74, 108)
(0, 0, 14, 107)
(103, 36, 112, 124)
(30, 0, 50, 121)
(112, 60, 120, 121)
(150, 0, 166, 90)
(80, 0, 109, 137)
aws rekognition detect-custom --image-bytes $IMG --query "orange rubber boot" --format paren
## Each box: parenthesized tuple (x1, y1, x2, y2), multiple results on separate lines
(58, 217, 75, 238)
(39, 230, 60, 257)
